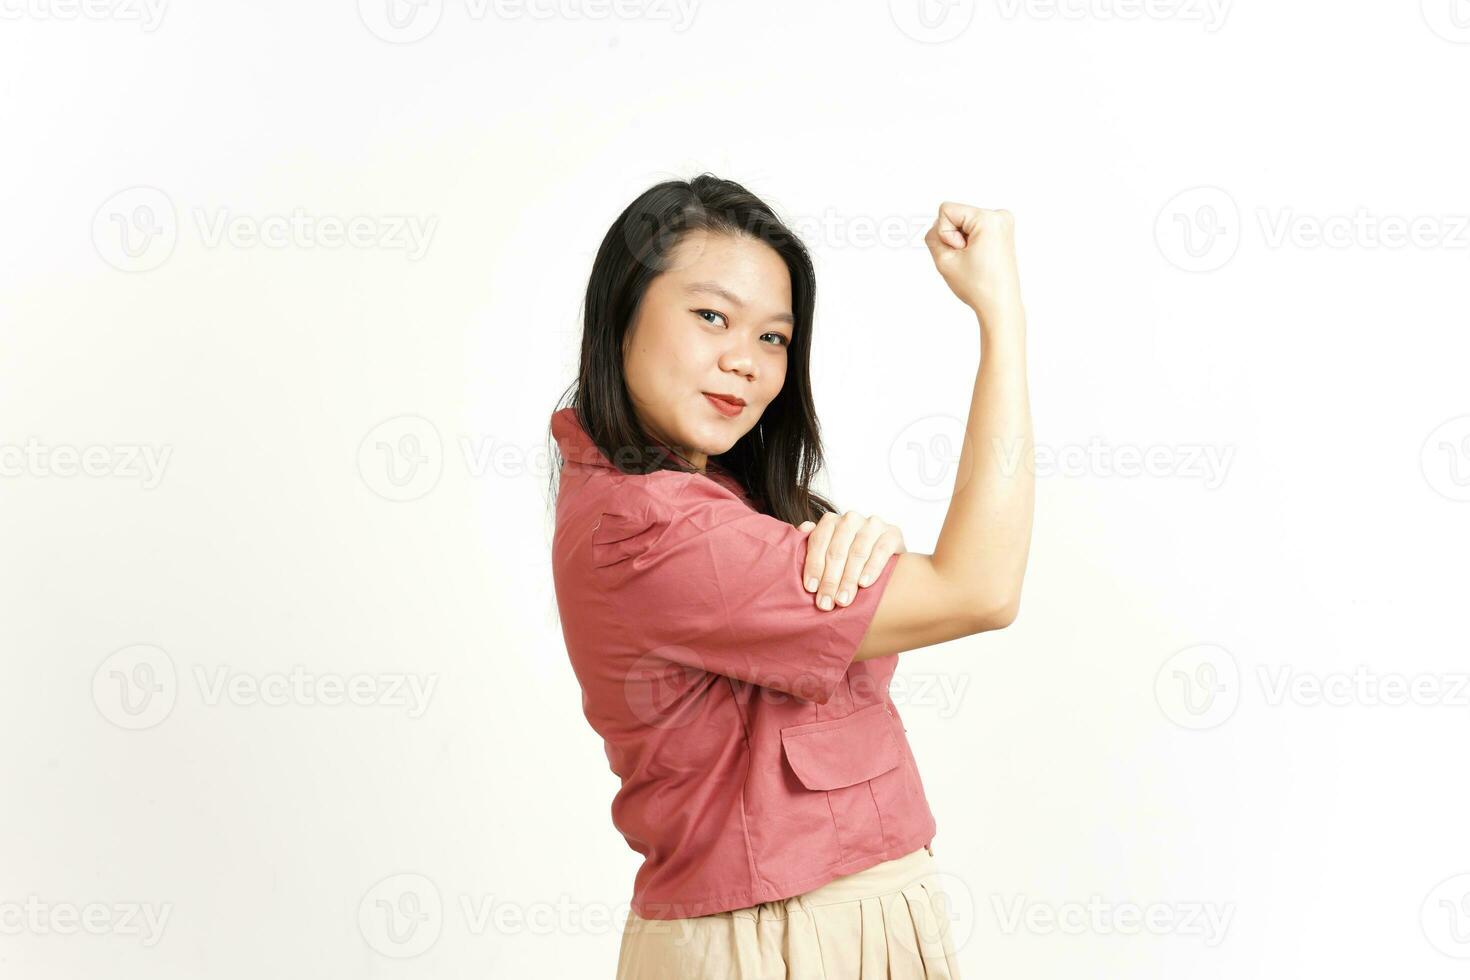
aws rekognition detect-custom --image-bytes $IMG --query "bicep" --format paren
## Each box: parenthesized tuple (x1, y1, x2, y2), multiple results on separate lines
(851, 552, 1008, 662)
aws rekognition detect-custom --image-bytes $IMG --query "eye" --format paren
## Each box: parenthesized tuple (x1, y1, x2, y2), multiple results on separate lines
(762, 332, 790, 348)
(694, 309, 727, 327)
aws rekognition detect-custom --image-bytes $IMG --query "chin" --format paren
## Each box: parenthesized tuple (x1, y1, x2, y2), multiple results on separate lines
(680, 428, 732, 459)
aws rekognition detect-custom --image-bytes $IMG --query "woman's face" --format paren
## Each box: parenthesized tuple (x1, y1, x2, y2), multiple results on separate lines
(622, 229, 793, 472)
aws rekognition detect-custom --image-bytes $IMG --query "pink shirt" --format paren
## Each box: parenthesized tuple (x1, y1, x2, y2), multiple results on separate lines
(549, 406, 937, 919)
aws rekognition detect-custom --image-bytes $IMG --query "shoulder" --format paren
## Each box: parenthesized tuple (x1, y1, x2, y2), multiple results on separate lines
(579, 466, 746, 519)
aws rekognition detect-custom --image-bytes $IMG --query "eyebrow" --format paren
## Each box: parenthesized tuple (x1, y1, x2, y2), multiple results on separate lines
(684, 281, 795, 327)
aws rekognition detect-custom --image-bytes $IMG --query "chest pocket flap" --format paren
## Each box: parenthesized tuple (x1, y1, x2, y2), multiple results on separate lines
(780, 702, 902, 791)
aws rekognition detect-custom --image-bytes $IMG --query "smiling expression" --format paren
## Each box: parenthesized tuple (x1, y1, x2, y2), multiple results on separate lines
(621, 229, 793, 472)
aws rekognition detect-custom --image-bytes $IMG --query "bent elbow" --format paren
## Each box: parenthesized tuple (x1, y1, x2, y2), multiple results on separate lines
(972, 591, 1021, 633)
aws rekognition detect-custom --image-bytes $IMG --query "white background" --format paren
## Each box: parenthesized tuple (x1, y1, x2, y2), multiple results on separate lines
(2, 0, 1469, 977)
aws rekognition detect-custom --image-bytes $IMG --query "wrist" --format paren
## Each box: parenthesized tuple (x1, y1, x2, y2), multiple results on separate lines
(972, 296, 1026, 333)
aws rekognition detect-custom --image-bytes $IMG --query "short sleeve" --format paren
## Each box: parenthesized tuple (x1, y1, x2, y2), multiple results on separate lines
(590, 486, 900, 705)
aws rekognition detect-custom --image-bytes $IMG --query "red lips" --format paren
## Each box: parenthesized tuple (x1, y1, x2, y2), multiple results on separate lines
(703, 393, 744, 417)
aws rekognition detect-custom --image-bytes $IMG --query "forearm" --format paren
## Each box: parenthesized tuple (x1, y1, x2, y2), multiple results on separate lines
(929, 299, 1034, 626)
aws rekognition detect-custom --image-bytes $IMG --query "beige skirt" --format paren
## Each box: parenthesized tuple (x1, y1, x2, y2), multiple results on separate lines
(615, 846, 962, 979)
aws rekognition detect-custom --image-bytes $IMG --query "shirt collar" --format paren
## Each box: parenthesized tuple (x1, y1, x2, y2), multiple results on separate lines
(551, 406, 619, 470)
(550, 406, 747, 497)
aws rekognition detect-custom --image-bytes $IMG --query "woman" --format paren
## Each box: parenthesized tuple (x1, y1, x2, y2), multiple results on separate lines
(548, 174, 1033, 978)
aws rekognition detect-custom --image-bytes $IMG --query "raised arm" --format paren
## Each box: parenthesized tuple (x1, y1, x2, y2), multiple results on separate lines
(853, 203, 1034, 662)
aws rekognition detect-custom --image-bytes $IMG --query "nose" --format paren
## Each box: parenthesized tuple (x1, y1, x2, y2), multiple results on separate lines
(718, 336, 757, 380)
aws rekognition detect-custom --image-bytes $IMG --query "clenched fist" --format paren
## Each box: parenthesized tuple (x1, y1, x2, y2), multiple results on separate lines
(923, 202, 1023, 322)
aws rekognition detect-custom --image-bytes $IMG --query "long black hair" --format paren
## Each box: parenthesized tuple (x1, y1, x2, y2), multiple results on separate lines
(549, 173, 841, 527)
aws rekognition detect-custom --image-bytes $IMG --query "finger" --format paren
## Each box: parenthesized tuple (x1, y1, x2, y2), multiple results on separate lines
(860, 526, 907, 587)
(937, 201, 978, 248)
(802, 515, 834, 594)
(816, 512, 864, 610)
(835, 520, 885, 606)
(930, 212, 966, 251)
(923, 222, 946, 259)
